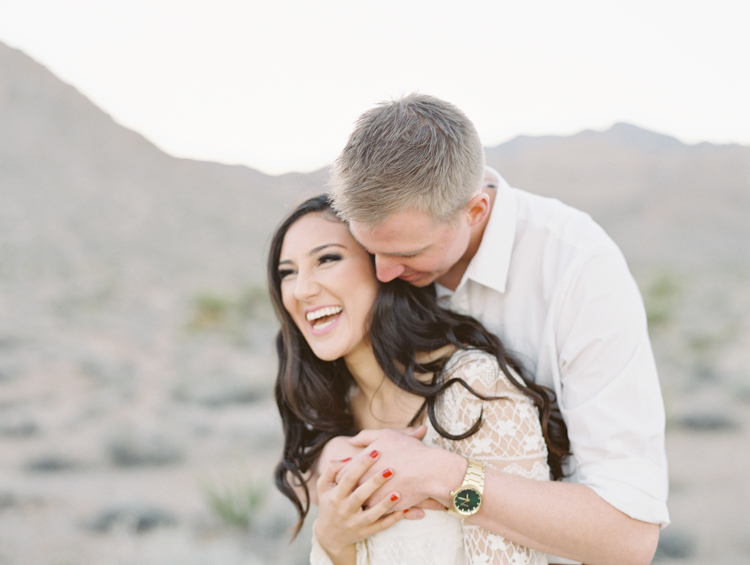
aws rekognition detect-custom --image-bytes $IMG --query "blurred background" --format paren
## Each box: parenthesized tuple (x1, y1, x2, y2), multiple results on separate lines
(1, 1, 749, 564)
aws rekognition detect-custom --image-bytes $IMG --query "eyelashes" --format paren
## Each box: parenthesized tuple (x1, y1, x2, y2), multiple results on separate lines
(278, 253, 344, 280)
(318, 253, 343, 264)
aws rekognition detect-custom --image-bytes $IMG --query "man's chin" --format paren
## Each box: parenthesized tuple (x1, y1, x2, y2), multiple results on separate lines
(399, 273, 435, 287)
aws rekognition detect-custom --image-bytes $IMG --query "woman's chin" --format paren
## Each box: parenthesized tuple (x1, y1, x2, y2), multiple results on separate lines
(312, 350, 342, 362)
(307, 339, 347, 362)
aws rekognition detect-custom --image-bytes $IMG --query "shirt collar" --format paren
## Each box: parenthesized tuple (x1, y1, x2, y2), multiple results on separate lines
(455, 175, 517, 295)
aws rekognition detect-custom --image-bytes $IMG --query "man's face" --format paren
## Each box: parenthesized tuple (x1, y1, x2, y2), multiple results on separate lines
(348, 208, 472, 287)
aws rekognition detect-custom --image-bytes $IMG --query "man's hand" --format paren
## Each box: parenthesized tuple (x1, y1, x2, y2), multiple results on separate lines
(340, 427, 465, 513)
(312, 427, 433, 517)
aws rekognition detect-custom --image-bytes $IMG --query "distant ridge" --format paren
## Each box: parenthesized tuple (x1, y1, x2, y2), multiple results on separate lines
(0, 41, 325, 293)
(485, 120, 750, 268)
(603, 122, 684, 148)
(2, 38, 749, 300)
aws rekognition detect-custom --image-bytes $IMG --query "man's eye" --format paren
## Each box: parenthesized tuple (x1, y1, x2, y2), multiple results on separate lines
(319, 253, 342, 264)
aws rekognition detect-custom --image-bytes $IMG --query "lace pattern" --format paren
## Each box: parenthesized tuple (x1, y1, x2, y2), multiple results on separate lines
(310, 349, 550, 565)
(424, 349, 550, 565)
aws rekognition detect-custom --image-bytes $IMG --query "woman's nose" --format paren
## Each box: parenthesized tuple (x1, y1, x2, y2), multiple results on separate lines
(293, 270, 320, 300)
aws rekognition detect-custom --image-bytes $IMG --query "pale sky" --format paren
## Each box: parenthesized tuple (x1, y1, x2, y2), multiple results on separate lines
(1, 0, 748, 175)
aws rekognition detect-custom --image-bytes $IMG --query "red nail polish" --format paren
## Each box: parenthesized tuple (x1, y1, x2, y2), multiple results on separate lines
(403, 508, 409, 513)
(369, 450, 379, 458)
(390, 494, 399, 502)
(382, 469, 393, 478)
(341, 457, 352, 463)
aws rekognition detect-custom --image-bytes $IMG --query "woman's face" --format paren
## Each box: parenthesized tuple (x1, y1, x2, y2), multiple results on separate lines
(278, 212, 380, 362)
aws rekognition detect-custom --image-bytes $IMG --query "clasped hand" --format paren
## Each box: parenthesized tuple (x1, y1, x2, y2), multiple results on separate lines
(314, 445, 406, 558)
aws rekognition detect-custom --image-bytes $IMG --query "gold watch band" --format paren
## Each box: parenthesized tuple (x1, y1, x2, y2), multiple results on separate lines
(462, 458, 485, 494)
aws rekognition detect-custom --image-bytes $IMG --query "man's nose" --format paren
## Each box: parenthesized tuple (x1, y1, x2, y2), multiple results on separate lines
(374, 256, 405, 283)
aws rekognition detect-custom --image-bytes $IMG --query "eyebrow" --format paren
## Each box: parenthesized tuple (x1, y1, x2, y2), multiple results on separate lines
(348, 233, 427, 258)
(278, 243, 347, 266)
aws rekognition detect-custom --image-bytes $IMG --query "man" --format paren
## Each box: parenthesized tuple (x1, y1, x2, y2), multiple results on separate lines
(325, 94, 669, 564)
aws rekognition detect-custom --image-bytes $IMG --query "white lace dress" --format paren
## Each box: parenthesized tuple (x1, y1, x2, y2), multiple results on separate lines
(311, 349, 550, 565)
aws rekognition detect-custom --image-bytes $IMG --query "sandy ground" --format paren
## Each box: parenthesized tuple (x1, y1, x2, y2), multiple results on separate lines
(1, 270, 749, 564)
(656, 389, 750, 564)
(2, 370, 749, 565)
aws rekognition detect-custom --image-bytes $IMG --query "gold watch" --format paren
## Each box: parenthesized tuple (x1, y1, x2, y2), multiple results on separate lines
(447, 458, 485, 517)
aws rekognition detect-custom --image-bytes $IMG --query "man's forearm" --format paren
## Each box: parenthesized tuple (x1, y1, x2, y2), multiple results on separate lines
(427, 460, 659, 565)
(360, 436, 659, 565)
(345, 428, 660, 564)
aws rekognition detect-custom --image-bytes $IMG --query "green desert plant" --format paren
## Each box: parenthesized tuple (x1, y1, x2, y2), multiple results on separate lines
(201, 476, 267, 530)
(190, 292, 233, 330)
(643, 271, 681, 328)
(188, 285, 273, 332)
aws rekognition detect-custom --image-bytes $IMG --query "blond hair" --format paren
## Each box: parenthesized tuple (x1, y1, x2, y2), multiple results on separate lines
(329, 93, 485, 226)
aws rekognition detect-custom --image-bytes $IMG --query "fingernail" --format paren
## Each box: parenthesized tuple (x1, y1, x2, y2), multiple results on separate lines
(341, 457, 352, 463)
(403, 508, 409, 513)
(382, 469, 393, 478)
(369, 450, 379, 458)
(390, 494, 399, 502)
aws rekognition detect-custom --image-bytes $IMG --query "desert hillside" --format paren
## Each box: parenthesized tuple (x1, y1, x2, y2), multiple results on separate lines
(486, 124, 750, 268)
(1, 41, 748, 564)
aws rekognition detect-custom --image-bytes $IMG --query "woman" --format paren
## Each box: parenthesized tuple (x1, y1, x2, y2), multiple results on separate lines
(269, 195, 569, 565)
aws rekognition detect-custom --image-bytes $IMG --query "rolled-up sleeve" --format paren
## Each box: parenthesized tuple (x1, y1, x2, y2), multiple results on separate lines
(550, 246, 670, 526)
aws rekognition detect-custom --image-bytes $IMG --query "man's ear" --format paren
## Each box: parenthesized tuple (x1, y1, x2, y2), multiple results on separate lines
(465, 191, 491, 227)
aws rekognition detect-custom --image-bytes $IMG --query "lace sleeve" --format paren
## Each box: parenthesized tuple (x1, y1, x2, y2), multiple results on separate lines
(310, 528, 335, 565)
(310, 526, 369, 565)
(425, 349, 550, 565)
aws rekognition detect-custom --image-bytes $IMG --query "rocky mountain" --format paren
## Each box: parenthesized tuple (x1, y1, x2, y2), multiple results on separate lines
(1, 41, 327, 297)
(486, 124, 750, 269)
(3, 38, 749, 295)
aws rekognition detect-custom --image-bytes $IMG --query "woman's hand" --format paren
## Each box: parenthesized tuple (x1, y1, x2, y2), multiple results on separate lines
(314, 449, 408, 564)
(307, 436, 364, 506)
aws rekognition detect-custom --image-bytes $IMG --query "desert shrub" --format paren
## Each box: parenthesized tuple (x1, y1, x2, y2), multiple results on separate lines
(643, 271, 681, 327)
(190, 292, 233, 330)
(106, 426, 184, 467)
(201, 476, 267, 530)
(188, 285, 273, 332)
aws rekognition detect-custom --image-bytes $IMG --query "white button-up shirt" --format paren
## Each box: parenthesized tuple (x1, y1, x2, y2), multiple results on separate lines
(436, 176, 670, 530)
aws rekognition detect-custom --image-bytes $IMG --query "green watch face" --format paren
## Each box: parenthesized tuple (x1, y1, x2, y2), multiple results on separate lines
(454, 487, 482, 514)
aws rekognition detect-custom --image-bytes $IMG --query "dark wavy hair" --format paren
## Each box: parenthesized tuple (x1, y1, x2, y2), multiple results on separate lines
(269, 194, 570, 537)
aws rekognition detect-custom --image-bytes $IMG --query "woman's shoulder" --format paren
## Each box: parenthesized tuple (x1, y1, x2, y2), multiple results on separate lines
(445, 347, 496, 368)
(443, 348, 524, 396)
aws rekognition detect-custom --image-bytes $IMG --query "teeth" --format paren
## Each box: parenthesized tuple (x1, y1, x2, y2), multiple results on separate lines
(306, 306, 343, 322)
(313, 318, 337, 331)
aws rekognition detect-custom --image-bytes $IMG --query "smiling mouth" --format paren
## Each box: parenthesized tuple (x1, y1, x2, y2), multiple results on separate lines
(306, 306, 343, 329)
